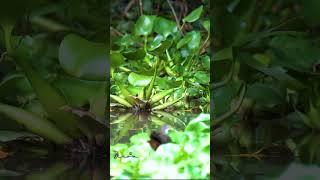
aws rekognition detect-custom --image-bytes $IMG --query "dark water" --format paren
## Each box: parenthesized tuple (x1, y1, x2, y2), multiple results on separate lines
(213, 128, 320, 179)
(0, 111, 197, 179)
(0, 154, 107, 179)
(214, 155, 320, 179)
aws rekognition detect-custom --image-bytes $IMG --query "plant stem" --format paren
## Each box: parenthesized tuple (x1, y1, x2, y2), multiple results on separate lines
(212, 83, 247, 129)
(144, 36, 147, 52)
(3, 25, 14, 56)
(166, 0, 184, 36)
(138, 0, 143, 15)
(212, 60, 234, 89)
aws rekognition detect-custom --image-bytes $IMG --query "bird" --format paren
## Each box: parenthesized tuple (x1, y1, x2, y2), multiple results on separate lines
(148, 124, 171, 151)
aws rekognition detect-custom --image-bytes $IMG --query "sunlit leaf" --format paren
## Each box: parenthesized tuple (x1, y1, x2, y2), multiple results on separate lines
(128, 72, 153, 87)
(183, 6, 203, 23)
(134, 15, 156, 36)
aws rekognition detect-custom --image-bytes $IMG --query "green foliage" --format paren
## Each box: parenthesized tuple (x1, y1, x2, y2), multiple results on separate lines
(110, 114, 210, 179)
(111, 3, 210, 112)
(0, 0, 109, 147)
(213, 0, 320, 178)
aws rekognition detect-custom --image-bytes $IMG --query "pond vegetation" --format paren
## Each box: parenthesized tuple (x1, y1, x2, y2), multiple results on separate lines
(110, 0, 210, 179)
(213, 0, 320, 179)
(0, 0, 108, 178)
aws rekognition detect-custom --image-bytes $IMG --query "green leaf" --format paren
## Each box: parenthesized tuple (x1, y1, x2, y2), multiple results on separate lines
(269, 36, 320, 73)
(203, 20, 210, 32)
(0, 103, 72, 145)
(239, 54, 306, 90)
(134, 15, 156, 36)
(13, 50, 80, 135)
(110, 95, 133, 107)
(122, 48, 146, 60)
(152, 95, 184, 110)
(183, 5, 203, 23)
(194, 71, 210, 84)
(149, 39, 173, 55)
(177, 34, 192, 49)
(54, 77, 106, 118)
(128, 72, 153, 87)
(154, 17, 178, 38)
(247, 83, 285, 108)
(177, 31, 201, 52)
(110, 52, 125, 68)
(150, 88, 175, 104)
(59, 34, 108, 81)
(187, 31, 201, 52)
(213, 47, 233, 61)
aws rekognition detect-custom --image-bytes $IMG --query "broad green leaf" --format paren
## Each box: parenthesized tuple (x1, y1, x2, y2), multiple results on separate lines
(14, 49, 79, 135)
(203, 20, 210, 32)
(0, 102, 71, 145)
(247, 83, 285, 108)
(128, 72, 153, 87)
(177, 31, 200, 51)
(149, 39, 173, 55)
(183, 6, 203, 23)
(213, 81, 242, 116)
(134, 15, 156, 36)
(149, 35, 164, 51)
(213, 47, 233, 61)
(187, 31, 201, 52)
(154, 17, 178, 38)
(269, 36, 320, 73)
(54, 77, 105, 107)
(194, 71, 210, 84)
(110, 52, 125, 67)
(118, 34, 136, 47)
(59, 34, 108, 81)
(122, 48, 146, 60)
(177, 33, 192, 49)
(239, 54, 306, 90)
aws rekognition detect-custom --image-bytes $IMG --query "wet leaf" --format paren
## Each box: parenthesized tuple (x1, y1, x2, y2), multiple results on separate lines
(154, 17, 178, 38)
(134, 15, 156, 36)
(177, 31, 201, 52)
(183, 6, 203, 23)
(128, 72, 153, 87)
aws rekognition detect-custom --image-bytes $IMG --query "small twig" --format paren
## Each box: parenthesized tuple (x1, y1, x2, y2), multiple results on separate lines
(166, 0, 184, 36)
(124, 0, 137, 18)
(110, 26, 124, 36)
(138, 0, 143, 15)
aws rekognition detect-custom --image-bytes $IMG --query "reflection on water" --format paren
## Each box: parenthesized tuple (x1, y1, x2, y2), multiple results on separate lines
(110, 111, 199, 145)
(0, 154, 107, 179)
(214, 125, 320, 179)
